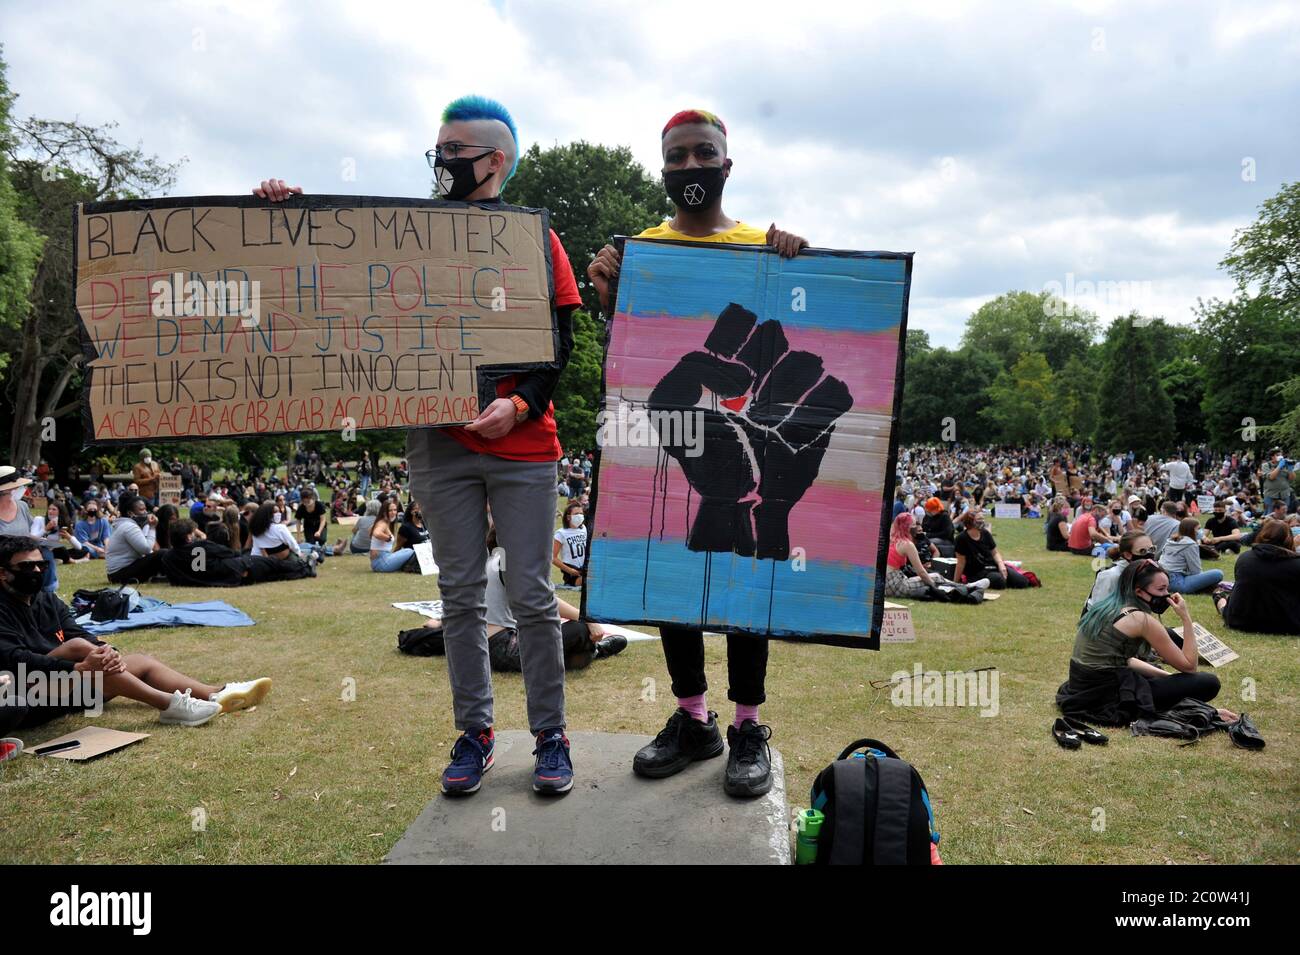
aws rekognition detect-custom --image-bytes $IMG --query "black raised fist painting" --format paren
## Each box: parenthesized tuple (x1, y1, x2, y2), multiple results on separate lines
(586, 240, 911, 648)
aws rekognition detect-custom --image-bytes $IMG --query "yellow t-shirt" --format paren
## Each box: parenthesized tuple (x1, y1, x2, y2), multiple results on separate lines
(636, 220, 766, 245)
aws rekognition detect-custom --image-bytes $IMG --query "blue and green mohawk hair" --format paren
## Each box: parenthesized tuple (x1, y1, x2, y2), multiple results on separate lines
(441, 95, 520, 183)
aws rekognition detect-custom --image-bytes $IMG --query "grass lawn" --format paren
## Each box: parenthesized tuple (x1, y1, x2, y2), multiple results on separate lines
(2, 508, 1296, 864)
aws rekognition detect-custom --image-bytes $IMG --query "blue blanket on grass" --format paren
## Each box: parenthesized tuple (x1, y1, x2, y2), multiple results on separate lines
(75, 600, 255, 635)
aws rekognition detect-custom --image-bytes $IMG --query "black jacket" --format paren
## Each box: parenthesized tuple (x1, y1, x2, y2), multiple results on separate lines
(922, 511, 955, 543)
(1224, 543, 1300, 635)
(159, 539, 246, 587)
(0, 587, 104, 675)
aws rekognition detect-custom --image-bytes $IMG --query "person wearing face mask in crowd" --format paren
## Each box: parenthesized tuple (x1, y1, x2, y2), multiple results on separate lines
(552, 502, 587, 589)
(0, 467, 57, 593)
(954, 510, 1031, 589)
(0, 535, 272, 728)
(105, 492, 163, 584)
(133, 449, 162, 507)
(74, 501, 112, 560)
(587, 109, 809, 799)
(255, 94, 581, 799)
(1057, 558, 1239, 726)
(1203, 500, 1243, 554)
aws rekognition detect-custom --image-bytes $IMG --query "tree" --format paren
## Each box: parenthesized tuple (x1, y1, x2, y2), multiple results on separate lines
(981, 351, 1066, 444)
(0, 50, 44, 378)
(1192, 294, 1300, 448)
(899, 346, 1001, 445)
(1095, 316, 1175, 457)
(904, 327, 931, 362)
(960, 290, 1099, 373)
(497, 141, 671, 317)
(1159, 356, 1207, 444)
(1221, 180, 1299, 306)
(1056, 352, 1101, 444)
(2, 115, 182, 467)
(553, 309, 602, 450)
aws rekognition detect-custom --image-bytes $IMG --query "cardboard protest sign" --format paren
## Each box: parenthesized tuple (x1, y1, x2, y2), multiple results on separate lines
(158, 474, 182, 503)
(73, 196, 556, 444)
(881, 601, 916, 644)
(1196, 494, 1216, 513)
(584, 239, 910, 649)
(994, 503, 1021, 519)
(1192, 622, 1239, 667)
(29, 726, 149, 761)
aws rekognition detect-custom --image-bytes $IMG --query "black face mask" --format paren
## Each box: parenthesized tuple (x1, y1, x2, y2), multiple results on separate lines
(5, 569, 43, 596)
(663, 166, 727, 211)
(435, 151, 494, 201)
(1141, 590, 1171, 614)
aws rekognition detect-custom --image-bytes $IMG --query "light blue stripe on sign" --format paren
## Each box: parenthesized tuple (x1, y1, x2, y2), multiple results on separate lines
(586, 537, 878, 639)
(617, 241, 907, 335)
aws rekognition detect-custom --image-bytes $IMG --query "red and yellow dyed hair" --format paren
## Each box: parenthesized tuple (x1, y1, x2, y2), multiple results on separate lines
(662, 109, 727, 138)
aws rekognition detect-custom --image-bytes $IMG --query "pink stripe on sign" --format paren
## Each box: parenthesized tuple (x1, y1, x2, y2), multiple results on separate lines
(594, 461, 880, 565)
(607, 314, 899, 413)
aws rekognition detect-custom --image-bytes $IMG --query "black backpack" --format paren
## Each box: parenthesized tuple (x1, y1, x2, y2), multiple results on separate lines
(397, 625, 445, 657)
(809, 738, 939, 865)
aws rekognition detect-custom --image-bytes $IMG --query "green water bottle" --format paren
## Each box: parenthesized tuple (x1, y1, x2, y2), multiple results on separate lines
(795, 808, 824, 865)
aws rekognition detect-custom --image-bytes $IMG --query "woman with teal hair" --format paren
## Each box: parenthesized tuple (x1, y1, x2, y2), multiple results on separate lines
(1056, 558, 1238, 725)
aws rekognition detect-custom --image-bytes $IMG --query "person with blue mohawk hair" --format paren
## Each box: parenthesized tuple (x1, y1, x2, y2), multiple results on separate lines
(255, 95, 584, 798)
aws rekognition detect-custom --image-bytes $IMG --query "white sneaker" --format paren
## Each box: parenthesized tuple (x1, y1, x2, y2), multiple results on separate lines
(159, 689, 222, 726)
(210, 677, 272, 714)
(971, 578, 992, 590)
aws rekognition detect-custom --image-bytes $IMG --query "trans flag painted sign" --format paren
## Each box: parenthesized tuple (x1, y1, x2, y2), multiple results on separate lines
(584, 239, 911, 649)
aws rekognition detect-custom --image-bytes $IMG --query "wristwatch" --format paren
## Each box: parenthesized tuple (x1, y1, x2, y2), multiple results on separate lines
(508, 394, 530, 422)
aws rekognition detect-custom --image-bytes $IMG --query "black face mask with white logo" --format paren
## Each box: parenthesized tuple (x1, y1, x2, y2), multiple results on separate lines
(663, 166, 727, 211)
(435, 150, 495, 201)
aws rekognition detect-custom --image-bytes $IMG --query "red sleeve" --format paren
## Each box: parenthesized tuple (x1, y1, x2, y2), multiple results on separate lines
(548, 230, 582, 308)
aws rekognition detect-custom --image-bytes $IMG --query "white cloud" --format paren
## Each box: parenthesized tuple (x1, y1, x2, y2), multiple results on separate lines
(4, 0, 1295, 347)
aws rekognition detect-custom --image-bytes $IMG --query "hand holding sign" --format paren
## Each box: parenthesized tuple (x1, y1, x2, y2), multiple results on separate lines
(253, 178, 304, 202)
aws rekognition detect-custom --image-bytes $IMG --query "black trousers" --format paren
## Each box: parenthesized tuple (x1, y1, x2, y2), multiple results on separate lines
(966, 564, 1032, 589)
(1147, 671, 1220, 711)
(660, 625, 768, 706)
(235, 555, 313, 584)
(106, 551, 163, 585)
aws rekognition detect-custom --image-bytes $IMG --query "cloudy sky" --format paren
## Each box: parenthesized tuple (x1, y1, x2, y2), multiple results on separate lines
(5, 0, 1297, 346)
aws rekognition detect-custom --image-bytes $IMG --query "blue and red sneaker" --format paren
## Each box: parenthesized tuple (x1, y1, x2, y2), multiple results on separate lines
(441, 727, 494, 795)
(532, 728, 574, 795)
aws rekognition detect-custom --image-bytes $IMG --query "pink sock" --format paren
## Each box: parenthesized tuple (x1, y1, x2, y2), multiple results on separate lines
(677, 694, 708, 722)
(734, 704, 759, 728)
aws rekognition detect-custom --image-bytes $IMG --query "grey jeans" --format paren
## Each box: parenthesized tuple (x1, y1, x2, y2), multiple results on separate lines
(406, 427, 565, 734)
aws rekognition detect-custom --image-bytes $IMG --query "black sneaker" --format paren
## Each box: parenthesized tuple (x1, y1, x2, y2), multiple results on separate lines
(724, 720, 773, 798)
(594, 634, 628, 658)
(632, 708, 724, 779)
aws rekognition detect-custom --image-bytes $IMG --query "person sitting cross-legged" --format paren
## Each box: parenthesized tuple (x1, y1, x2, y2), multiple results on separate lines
(1057, 558, 1238, 726)
(0, 535, 271, 728)
(1160, 517, 1224, 595)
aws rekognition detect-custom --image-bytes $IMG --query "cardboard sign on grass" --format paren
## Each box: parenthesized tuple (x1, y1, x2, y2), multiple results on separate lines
(584, 239, 911, 649)
(29, 726, 149, 761)
(881, 601, 916, 643)
(74, 196, 556, 444)
(994, 503, 1021, 519)
(1192, 622, 1239, 667)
